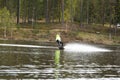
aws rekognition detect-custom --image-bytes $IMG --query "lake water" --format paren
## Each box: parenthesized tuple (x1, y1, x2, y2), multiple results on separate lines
(0, 40, 120, 80)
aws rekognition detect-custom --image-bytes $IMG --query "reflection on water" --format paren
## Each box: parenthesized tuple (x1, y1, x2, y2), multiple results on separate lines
(54, 50, 60, 80)
(0, 41, 119, 80)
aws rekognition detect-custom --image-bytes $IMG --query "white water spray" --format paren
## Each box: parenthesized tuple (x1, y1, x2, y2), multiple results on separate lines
(64, 43, 111, 52)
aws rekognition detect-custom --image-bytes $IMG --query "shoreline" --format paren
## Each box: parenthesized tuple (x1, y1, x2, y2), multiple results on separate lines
(0, 23, 119, 45)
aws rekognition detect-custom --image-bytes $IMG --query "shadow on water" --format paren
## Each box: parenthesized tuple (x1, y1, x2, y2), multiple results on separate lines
(0, 41, 119, 80)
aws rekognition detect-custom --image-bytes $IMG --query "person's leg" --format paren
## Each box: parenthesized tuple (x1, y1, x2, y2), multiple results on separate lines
(60, 41, 63, 47)
(56, 40, 60, 46)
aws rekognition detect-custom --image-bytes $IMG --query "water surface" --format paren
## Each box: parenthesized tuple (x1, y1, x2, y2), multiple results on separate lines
(0, 40, 119, 80)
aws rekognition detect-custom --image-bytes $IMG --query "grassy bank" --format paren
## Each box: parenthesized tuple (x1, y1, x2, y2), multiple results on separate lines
(0, 23, 119, 45)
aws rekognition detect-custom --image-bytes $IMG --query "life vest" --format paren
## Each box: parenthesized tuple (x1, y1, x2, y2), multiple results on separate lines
(56, 34, 61, 41)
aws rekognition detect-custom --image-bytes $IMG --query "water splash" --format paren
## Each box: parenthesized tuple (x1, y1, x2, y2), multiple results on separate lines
(64, 43, 111, 53)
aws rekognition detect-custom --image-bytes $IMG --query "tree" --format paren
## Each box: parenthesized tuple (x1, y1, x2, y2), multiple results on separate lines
(61, 0, 64, 25)
(114, 0, 120, 24)
(0, 7, 11, 38)
(17, 0, 20, 24)
(45, 0, 50, 23)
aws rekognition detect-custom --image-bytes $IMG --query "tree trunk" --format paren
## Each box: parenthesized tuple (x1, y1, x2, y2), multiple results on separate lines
(80, 0, 83, 27)
(61, 0, 64, 25)
(51, 0, 54, 23)
(45, 0, 49, 23)
(58, 0, 61, 22)
(32, 7, 35, 28)
(86, 0, 89, 24)
(17, 0, 20, 24)
(4, 26, 7, 38)
(70, 0, 73, 23)
(102, 0, 105, 26)
(109, 0, 114, 39)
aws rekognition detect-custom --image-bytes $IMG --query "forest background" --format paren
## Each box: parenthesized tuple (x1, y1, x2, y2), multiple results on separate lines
(0, 0, 120, 45)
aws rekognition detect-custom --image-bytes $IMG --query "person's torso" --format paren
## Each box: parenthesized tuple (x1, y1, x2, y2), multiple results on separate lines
(56, 34, 61, 41)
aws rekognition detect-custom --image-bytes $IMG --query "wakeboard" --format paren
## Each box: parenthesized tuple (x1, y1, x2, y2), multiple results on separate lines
(57, 41, 64, 50)
(59, 46, 64, 50)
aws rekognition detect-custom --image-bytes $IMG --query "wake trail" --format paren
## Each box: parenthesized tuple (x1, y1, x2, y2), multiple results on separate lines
(0, 44, 57, 49)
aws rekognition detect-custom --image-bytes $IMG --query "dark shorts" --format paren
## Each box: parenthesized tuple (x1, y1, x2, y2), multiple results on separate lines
(56, 40, 63, 46)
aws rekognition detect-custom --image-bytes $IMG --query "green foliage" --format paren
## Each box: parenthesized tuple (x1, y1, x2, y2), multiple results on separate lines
(64, 0, 71, 22)
(114, 0, 120, 24)
(0, 7, 15, 38)
(0, 7, 10, 27)
(0, 0, 120, 25)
